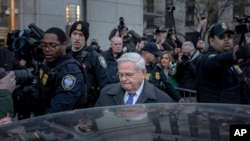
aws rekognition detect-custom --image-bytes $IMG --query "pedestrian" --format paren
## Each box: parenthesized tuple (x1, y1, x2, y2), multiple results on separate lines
(68, 21, 110, 107)
(101, 36, 123, 84)
(197, 22, 250, 103)
(31, 27, 87, 116)
(95, 52, 172, 107)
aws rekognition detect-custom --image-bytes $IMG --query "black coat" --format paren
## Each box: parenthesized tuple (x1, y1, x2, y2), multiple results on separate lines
(196, 47, 241, 103)
(95, 80, 173, 107)
(101, 48, 123, 84)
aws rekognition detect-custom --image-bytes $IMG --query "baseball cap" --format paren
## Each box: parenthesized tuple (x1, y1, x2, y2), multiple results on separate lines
(141, 42, 163, 56)
(209, 22, 235, 37)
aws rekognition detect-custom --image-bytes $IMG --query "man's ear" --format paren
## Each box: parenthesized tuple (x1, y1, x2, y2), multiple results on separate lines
(62, 41, 67, 50)
(142, 69, 147, 78)
(209, 38, 214, 46)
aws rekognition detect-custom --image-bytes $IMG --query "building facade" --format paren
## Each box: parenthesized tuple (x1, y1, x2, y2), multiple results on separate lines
(1, 0, 250, 50)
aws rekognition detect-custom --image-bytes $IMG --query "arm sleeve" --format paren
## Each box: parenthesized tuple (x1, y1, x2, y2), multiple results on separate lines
(0, 89, 13, 118)
(46, 65, 86, 114)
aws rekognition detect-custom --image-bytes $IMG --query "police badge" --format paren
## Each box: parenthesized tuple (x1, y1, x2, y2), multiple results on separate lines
(155, 72, 160, 80)
(98, 56, 107, 68)
(76, 24, 82, 31)
(62, 75, 76, 90)
(221, 22, 227, 30)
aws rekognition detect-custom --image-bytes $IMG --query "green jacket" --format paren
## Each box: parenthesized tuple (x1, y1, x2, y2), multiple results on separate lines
(0, 89, 13, 119)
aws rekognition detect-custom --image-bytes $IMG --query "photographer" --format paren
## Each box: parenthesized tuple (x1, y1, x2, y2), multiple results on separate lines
(154, 29, 173, 51)
(108, 17, 141, 52)
(175, 41, 202, 90)
(197, 22, 250, 104)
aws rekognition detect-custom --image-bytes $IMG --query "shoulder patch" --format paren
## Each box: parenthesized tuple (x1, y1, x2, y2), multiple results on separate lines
(98, 56, 107, 68)
(208, 54, 216, 58)
(62, 75, 76, 91)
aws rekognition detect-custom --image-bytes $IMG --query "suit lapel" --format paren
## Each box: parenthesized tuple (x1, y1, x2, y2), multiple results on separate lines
(107, 84, 126, 105)
(136, 81, 157, 104)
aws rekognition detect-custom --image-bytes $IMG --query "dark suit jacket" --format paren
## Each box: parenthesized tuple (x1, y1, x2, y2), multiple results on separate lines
(95, 80, 173, 107)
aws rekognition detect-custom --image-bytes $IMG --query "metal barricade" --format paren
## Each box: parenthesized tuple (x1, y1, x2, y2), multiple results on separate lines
(175, 87, 197, 103)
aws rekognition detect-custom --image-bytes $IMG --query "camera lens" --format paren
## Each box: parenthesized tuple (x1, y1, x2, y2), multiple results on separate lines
(181, 53, 190, 62)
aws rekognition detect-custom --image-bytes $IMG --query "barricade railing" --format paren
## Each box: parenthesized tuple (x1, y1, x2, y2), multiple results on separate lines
(174, 87, 197, 103)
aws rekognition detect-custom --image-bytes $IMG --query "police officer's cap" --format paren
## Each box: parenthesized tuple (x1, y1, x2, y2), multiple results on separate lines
(69, 21, 89, 40)
(209, 22, 234, 38)
(141, 42, 163, 56)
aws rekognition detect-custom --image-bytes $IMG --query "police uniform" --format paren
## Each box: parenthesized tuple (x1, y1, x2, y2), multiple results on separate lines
(101, 48, 123, 83)
(35, 53, 87, 115)
(141, 42, 181, 102)
(196, 23, 241, 104)
(69, 21, 110, 108)
(197, 49, 241, 103)
(145, 62, 181, 102)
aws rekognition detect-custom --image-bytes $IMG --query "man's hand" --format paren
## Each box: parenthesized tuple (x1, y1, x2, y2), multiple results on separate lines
(235, 43, 250, 60)
(0, 113, 12, 126)
(0, 71, 16, 93)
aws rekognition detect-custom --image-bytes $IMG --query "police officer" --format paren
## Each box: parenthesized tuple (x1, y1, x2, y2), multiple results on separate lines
(101, 36, 123, 84)
(197, 22, 250, 104)
(33, 27, 87, 116)
(68, 21, 110, 107)
(141, 42, 184, 102)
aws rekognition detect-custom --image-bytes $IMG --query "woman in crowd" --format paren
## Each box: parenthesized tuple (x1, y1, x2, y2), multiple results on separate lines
(159, 51, 178, 87)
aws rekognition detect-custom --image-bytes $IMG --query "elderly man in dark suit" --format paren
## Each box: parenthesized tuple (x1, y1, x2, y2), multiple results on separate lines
(95, 52, 173, 107)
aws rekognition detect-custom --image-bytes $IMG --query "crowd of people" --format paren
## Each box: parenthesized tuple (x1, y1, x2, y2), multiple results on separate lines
(1, 17, 250, 127)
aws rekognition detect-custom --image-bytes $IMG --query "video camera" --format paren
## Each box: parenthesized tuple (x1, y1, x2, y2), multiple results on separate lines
(6, 23, 44, 62)
(2, 24, 44, 85)
(234, 15, 250, 34)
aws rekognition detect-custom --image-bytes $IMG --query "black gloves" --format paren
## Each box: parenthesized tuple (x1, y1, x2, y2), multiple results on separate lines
(235, 43, 250, 59)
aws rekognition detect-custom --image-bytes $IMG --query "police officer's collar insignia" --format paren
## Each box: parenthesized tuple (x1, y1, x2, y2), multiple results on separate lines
(62, 75, 76, 90)
(98, 56, 107, 68)
(76, 24, 82, 30)
(221, 22, 227, 30)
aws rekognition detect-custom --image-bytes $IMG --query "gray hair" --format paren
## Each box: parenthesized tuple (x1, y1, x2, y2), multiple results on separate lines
(182, 41, 195, 50)
(117, 52, 146, 71)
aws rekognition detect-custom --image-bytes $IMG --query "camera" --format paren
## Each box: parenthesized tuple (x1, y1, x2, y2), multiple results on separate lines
(234, 15, 250, 34)
(181, 52, 190, 63)
(6, 23, 44, 62)
(118, 17, 127, 31)
(169, 62, 177, 70)
(0, 67, 35, 85)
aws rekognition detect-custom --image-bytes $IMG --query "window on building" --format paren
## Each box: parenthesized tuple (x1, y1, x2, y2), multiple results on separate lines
(165, 0, 174, 28)
(146, 0, 154, 13)
(185, 0, 195, 26)
(0, 0, 8, 27)
(144, 0, 154, 28)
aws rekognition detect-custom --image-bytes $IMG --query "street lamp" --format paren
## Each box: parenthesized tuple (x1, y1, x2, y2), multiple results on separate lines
(5, 0, 19, 31)
(66, 4, 80, 25)
(65, 4, 80, 45)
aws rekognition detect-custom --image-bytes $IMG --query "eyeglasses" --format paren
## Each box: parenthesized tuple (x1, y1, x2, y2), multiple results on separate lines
(216, 34, 234, 40)
(117, 72, 138, 78)
(40, 42, 61, 50)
